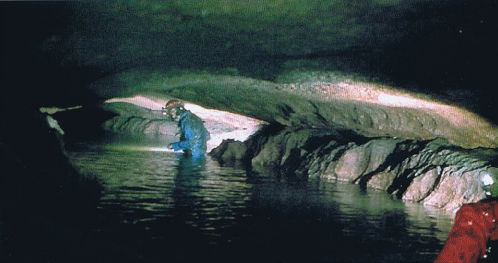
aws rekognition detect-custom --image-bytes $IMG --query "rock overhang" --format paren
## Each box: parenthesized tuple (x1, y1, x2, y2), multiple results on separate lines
(88, 69, 498, 149)
(78, 67, 498, 212)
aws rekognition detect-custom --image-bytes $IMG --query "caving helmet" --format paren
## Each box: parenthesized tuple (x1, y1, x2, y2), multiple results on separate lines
(481, 167, 498, 198)
(163, 99, 185, 120)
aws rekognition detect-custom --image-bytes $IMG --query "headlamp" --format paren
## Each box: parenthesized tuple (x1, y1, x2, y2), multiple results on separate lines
(481, 168, 498, 198)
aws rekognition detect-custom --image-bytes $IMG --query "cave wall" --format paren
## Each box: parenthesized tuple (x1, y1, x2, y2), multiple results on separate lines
(0, 106, 103, 208)
(211, 126, 496, 212)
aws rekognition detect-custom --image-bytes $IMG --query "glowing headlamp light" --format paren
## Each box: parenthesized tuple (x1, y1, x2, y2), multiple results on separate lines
(482, 168, 498, 198)
(482, 173, 495, 196)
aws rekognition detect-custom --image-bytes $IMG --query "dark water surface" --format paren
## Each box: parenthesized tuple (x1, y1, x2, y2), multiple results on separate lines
(68, 143, 454, 262)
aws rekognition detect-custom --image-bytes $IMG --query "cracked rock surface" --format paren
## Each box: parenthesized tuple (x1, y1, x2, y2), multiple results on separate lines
(213, 126, 498, 212)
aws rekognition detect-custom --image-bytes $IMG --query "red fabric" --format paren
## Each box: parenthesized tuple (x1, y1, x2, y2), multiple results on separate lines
(435, 200, 498, 263)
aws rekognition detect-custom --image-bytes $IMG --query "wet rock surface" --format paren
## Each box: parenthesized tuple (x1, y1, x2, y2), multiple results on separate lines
(209, 139, 248, 168)
(212, 126, 498, 212)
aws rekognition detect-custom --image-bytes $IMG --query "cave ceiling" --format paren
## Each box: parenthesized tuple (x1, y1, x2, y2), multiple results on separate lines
(1, 0, 497, 148)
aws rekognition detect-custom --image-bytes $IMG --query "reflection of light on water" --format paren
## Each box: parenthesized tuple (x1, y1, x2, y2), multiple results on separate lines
(68, 144, 454, 260)
(327, 181, 454, 242)
(104, 144, 181, 153)
(404, 201, 455, 242)
(70, 146, 251, 232)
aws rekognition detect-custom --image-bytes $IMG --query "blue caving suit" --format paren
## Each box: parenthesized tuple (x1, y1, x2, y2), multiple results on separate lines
(171, 110, 210, 158)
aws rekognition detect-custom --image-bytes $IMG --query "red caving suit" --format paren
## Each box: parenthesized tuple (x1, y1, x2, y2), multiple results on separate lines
(435, 200, 498, 263)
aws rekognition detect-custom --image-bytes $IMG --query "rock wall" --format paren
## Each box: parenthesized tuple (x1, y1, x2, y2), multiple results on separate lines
(100, 102, 178, 142)
(0, 108, 103, 206)
(211, 126, 498, 212)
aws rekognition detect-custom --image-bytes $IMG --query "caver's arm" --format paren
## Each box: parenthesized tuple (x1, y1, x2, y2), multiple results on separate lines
(435, 201, 498, 263)
(171, 140, 190, 151)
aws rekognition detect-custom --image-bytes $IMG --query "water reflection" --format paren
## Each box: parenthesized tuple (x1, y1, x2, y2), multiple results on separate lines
(68, 143, 453, 262)
(175, 154, 207, 177)
(172, 155, 207, 230)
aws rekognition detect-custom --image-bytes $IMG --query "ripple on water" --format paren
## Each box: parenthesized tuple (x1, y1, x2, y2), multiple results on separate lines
(68, 143, 454, 262)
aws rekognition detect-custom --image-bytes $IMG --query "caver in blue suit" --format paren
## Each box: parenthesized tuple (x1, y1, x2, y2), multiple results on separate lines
(164, 100, 210, 158)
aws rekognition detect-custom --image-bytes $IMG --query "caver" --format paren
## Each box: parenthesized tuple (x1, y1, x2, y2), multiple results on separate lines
(435, 168, 498, 263)
(163, 99, 210, 159)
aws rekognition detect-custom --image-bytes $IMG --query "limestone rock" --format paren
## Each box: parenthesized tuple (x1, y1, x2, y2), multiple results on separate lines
(90, 70, 498, 149)
(334, 139, 401, 182)
(250, 128, 344, 172)
(241, 125, 498, 211)
(209, 139, 248, 167)
(401, 168, 440, 202)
